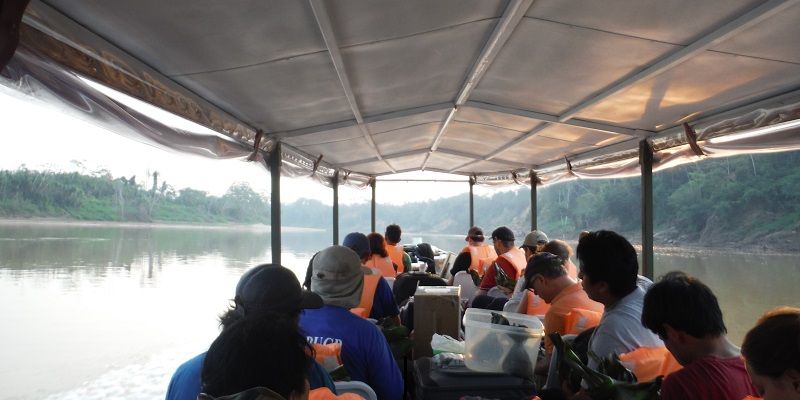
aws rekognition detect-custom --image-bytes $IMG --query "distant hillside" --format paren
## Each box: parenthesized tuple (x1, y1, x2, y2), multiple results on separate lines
(2, 151, 798, 251)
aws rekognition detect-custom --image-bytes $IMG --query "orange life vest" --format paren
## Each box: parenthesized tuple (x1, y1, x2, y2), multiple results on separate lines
(462, 244, 497, 277)
(366, 254, 396, 278)
(310, 342, 342, 372)
(525, 290, 551, 316)
(309, 388, 364, 400)
(618, 347, 683, 382)
(563, 308, 603, 334)
(385, 243, 405, 274)
(498, 247, 527, 276)
(350, 273, 380, 318)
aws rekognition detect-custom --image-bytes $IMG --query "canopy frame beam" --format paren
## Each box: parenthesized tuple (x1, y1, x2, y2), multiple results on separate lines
(309, 0, 396, 173)
(421, 0, 534, 170)
(558, 0, 797, 122)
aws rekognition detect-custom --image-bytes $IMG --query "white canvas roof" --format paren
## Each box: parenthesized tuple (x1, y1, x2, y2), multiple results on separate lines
(5, 0, 800, 186)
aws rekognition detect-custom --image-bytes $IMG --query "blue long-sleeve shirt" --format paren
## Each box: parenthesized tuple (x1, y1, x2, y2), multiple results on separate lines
(165, 352, 335, 400)
(300, 305, 404, 400)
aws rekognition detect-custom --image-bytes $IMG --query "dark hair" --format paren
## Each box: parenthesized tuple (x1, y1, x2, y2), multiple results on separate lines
(450, 252, 472, 276)
(201, 314, 311, 398)
(524, 252, 567, 284)
(467, 226, 485, 242)
(742, 307, 800, 378)
(385, 224, 401, 244)
(302, 254, 315, 291)
(641, 271, 726, 338)
(576, 230, 638, 298)
(416, 243, 434, 259)
(367, 232, 388, 257)
(542, 239, 572, 261)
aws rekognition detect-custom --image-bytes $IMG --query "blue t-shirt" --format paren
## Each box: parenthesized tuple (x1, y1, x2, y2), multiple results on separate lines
(300, 305, 404, 400)
(369, 277, 400, 320)
(165, 352, 335, 400)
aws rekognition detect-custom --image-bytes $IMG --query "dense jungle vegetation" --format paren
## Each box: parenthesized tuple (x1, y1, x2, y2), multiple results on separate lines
(2, 151, 798, 250)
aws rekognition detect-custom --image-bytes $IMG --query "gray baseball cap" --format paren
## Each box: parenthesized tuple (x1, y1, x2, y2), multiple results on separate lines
(522, 230, 549, 247)
(310, 245, 364, 309)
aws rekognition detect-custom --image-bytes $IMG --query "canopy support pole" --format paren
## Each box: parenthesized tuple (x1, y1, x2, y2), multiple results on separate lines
(270, 142, 282, 266)
(530, 171, 538, 231)
(469, 178, 475, 228)
(0, 0, 30, 71)
(333, 171, 339, 245)
(639, 140, 654, 280)
(370, 178, 376, 233)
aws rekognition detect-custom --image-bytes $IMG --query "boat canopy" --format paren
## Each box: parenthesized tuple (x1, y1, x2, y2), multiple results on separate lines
(2, 0, 800, 188)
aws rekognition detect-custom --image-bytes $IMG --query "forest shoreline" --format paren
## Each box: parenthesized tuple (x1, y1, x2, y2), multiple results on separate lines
(2, 217, 796, 255)
(0, 217, 323, 233)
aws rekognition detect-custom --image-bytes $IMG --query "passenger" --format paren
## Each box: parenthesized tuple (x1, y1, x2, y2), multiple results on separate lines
(200, 311, 312, 400)
(576, 230, 662, 372)
(300, 245, 404, 400)
(166, 264, 333, 400)
(342, 232, 399, 322)
(742, 307, 800, 400)
(641, 271, 758, 399)
(505, 236, 577, 315)
(365, 232, 397, 278)
(415, 242, 437, 274)
(520, 230, 549, 261)
(448, 251, 480, 307)
(460, 226, 497, 276)
(448, 251, 480, 286)
(384, 224, 409, 274)
(472, 227, 526, 311)
(525, 251, 603, 376)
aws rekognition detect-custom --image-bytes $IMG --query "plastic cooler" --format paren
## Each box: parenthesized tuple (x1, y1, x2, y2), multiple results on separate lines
(462, 308, 544, 377)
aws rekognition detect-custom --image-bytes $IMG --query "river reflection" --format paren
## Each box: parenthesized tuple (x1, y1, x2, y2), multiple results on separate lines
(0, 222, 797, 399)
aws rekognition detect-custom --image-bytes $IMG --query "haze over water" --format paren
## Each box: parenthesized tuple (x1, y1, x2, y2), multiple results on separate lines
(0, 222, 797, 399)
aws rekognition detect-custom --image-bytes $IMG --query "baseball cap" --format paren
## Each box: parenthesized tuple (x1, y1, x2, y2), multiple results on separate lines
(342, 232, 370, 260)
(522, 230, 549, 247)
(490, 226, 515, 242)
(235, 264, 323, 316)
(311, 245, 364, 309)
(466, 226, 485, 242)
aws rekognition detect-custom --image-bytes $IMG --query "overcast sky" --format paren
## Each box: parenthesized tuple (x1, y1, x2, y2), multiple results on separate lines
(0, 85, 515, 205)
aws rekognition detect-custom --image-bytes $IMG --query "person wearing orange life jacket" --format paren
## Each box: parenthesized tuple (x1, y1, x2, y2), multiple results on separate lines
(641, 271, 758, 400)
(365, 233, 397, 278)
(471, 226, 525, 311)
(342, 232, 399, 323)
(460, 226, 497, 277)
(520, 251, 604, 376)
(384, 224, 408, 274)
(300, 246, 404, 400)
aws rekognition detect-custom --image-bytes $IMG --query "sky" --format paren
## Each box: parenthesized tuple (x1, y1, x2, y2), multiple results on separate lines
(0, 82, 517, 205)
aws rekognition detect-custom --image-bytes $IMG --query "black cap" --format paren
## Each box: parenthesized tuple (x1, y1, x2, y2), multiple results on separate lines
(491, 226, 515, 242)
(235, 264, 323, 315)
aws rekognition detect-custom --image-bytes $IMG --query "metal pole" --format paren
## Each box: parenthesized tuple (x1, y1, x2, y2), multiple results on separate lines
(370, 178, 376, 233)
(270, 142, 282, 266)
(530, 170, 537, 231)
(469, 178, 475, 227)
(333, 171, 339, 245)
(639, 139, 654, 280)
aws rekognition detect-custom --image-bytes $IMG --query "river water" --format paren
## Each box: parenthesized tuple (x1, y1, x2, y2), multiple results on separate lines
(0, 222, 797, 399)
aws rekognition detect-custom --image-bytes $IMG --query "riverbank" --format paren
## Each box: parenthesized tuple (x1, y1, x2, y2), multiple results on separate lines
(0, 217, 324, 233)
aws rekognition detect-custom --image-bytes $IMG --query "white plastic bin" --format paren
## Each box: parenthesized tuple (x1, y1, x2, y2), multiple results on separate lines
(462, 308, 544, 377)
